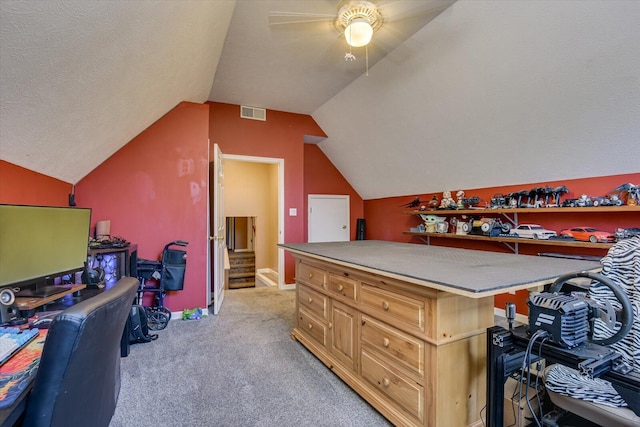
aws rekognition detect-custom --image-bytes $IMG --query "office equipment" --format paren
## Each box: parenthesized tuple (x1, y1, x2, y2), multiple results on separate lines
(0, 288, 23, 326)
(22, 277, 138, 427)
(0, 204, 91, 291)
(0, 327, 39, 365)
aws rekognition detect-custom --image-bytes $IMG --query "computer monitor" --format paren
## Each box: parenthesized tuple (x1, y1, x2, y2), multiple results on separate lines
(0, 204, 91, 290)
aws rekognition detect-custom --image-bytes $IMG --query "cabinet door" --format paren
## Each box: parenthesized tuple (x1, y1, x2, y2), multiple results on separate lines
(330, 300, 357, 370)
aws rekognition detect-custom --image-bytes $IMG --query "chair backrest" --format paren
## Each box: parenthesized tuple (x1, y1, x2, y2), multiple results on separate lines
(23, 277, 138, 427)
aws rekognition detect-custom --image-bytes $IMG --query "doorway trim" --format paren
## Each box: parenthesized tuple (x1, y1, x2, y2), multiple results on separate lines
(222, 154, 286, 289)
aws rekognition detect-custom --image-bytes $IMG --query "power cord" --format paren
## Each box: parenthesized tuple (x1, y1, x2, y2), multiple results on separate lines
(518, 329, 549, 427)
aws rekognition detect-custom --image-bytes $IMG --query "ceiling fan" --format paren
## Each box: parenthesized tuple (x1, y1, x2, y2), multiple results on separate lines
(268, 0, 456, 74)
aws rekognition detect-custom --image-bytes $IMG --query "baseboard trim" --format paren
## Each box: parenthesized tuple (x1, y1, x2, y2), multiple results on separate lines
(256, 268, 278, 287)
(280, 283, 296, 290)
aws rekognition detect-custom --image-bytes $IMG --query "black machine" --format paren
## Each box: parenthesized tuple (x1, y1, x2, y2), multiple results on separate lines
(486, 272, 638, 426)
(135, 240, 188, 331)
(527, 272, 633, 348)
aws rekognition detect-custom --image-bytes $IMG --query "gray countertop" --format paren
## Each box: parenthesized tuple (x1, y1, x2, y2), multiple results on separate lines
(280, 240, 602, 298)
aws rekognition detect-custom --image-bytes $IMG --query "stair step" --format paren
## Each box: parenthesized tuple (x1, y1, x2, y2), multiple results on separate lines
(229, 272, 255, 279)
(229, 280, 255, 289)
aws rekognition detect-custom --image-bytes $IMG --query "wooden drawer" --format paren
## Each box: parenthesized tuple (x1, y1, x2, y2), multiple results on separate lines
(361, 284, 425, 332)
(299, 285, 328, 320)
(361, 315, 424, 377)
(361, 349, 424, 423)
(297, 262, 326, 290)
(328, 273, 357, 301)
(298, 308, 328, 348)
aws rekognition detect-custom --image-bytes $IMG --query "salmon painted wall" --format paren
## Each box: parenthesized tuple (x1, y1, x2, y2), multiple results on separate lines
(75, 102, 210, 311)
(304, 144, 364, 241)
(364, 172, 640, 314)
(0, 160, 72, 206)
(208, 102, 327, 284)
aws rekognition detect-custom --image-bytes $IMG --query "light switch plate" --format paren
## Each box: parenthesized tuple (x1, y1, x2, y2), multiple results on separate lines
(289, 208, 297, 216)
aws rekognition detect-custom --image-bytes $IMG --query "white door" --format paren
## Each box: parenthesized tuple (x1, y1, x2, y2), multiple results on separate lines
(308, 195, 350, 242)
(211, 144, 225, 314)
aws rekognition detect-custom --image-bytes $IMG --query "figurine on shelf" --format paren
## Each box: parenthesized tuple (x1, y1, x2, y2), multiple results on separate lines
(428, 195, 439, 210)
(456, 190, 465, 209)
(440, 191, 456, 209)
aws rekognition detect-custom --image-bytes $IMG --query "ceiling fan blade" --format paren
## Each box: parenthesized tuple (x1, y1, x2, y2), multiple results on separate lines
(268, 11, 336, 26)
(378, 0, 456, 21)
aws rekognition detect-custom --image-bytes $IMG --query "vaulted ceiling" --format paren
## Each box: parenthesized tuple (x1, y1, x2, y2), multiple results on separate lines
(1, 1, 639, 200)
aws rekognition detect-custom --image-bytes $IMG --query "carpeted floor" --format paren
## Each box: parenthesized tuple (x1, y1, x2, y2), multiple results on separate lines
(110, 287, 391, 427)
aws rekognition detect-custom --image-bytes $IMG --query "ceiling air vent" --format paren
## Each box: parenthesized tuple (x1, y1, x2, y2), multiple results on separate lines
(240, 106, 266, 121)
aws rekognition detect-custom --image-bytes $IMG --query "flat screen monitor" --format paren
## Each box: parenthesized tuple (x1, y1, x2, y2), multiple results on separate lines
(0, 205, 91, 289)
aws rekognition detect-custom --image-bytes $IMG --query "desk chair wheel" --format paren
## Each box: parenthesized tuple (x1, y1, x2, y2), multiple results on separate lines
(146, 309, 169, 330)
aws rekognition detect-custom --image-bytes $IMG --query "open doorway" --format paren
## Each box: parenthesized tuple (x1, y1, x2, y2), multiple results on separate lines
(222, 156, 283, 289)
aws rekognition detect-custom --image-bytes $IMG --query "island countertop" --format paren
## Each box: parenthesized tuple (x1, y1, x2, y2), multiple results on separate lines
(279, 240, 601, 298)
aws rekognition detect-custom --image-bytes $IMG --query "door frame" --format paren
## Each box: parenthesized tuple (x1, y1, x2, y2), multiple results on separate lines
(223, 154, 285, 289)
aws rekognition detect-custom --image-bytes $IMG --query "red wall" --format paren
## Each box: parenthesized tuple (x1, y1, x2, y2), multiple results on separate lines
(0, 160, 72, 206)
(304, 144, 364, 241)
(208, 102, 328, 284)
(364, 173, 640, 314)
(76, 102, 210, 311)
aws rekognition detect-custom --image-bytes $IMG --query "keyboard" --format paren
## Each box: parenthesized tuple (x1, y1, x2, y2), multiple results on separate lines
(0, 327, 40, 366)
(15, 285, 72, 298)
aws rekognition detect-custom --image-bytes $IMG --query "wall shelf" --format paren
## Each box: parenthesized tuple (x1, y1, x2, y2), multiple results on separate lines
(404, 205, 638, 253)
(402, 231, 613, 250)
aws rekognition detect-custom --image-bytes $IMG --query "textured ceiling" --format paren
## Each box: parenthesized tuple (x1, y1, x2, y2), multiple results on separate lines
(0, 0, 235, 184)
(1, 1, 639, 199)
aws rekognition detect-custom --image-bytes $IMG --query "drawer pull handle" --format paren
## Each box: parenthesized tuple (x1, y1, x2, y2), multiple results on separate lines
(382, 301, 390, 311)
(383, 338, 390, 348)
(382, 378, 390, 388)
(328, 322, 333, 329)
(308, 297, 313, 303)
(308, 324, 313, 330)
(309, 272, 314, 279)
(338, 284, 344, 291)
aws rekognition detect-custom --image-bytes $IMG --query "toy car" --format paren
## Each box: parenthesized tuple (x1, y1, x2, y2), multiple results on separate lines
(559, 227, 615, 243)
(615, 227, 640, 241)
(510, 224, 557, 240)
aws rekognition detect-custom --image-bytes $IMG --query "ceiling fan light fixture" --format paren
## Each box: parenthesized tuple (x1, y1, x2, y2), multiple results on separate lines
(345, 17, 373, 47)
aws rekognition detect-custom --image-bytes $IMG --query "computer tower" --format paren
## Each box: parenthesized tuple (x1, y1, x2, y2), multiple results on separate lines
(356, 218, 366, 240)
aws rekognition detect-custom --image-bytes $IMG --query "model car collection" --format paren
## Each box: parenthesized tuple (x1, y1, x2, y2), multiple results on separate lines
(510, 224, 557, 240)
(559, 227, 616, 243)
(403, 181, 637, 244)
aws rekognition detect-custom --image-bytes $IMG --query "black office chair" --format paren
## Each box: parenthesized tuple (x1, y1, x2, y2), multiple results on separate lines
(22, 277, 138, 427)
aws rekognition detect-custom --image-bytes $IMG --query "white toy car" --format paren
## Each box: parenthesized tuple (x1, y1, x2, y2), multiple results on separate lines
(510, 224, 557, 240)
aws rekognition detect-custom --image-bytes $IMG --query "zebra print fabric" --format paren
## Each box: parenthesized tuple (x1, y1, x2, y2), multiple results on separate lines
(545, 235, 639, 407)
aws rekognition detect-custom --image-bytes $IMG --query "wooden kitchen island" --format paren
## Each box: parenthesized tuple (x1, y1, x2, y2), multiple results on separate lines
(279, 240, 601, 427)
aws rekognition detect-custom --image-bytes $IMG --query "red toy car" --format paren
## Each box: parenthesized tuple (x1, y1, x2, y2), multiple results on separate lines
(559, 227, 615, 243)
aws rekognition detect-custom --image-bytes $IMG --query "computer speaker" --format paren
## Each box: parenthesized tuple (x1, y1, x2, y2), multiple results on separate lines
(0, 288, 19, 325)
(356, 218, 366, 240)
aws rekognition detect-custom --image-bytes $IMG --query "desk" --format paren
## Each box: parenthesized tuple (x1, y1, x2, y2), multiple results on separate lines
(15, 284, 86, 313)
(279, 240, 600, 426)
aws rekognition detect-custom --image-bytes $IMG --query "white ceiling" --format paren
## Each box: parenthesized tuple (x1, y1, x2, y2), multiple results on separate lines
(1, 1, 639, 199)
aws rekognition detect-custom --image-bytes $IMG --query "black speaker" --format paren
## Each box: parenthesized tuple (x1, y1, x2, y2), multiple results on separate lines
(356, 218, 366, 240)
(0, 288, 21, 325)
